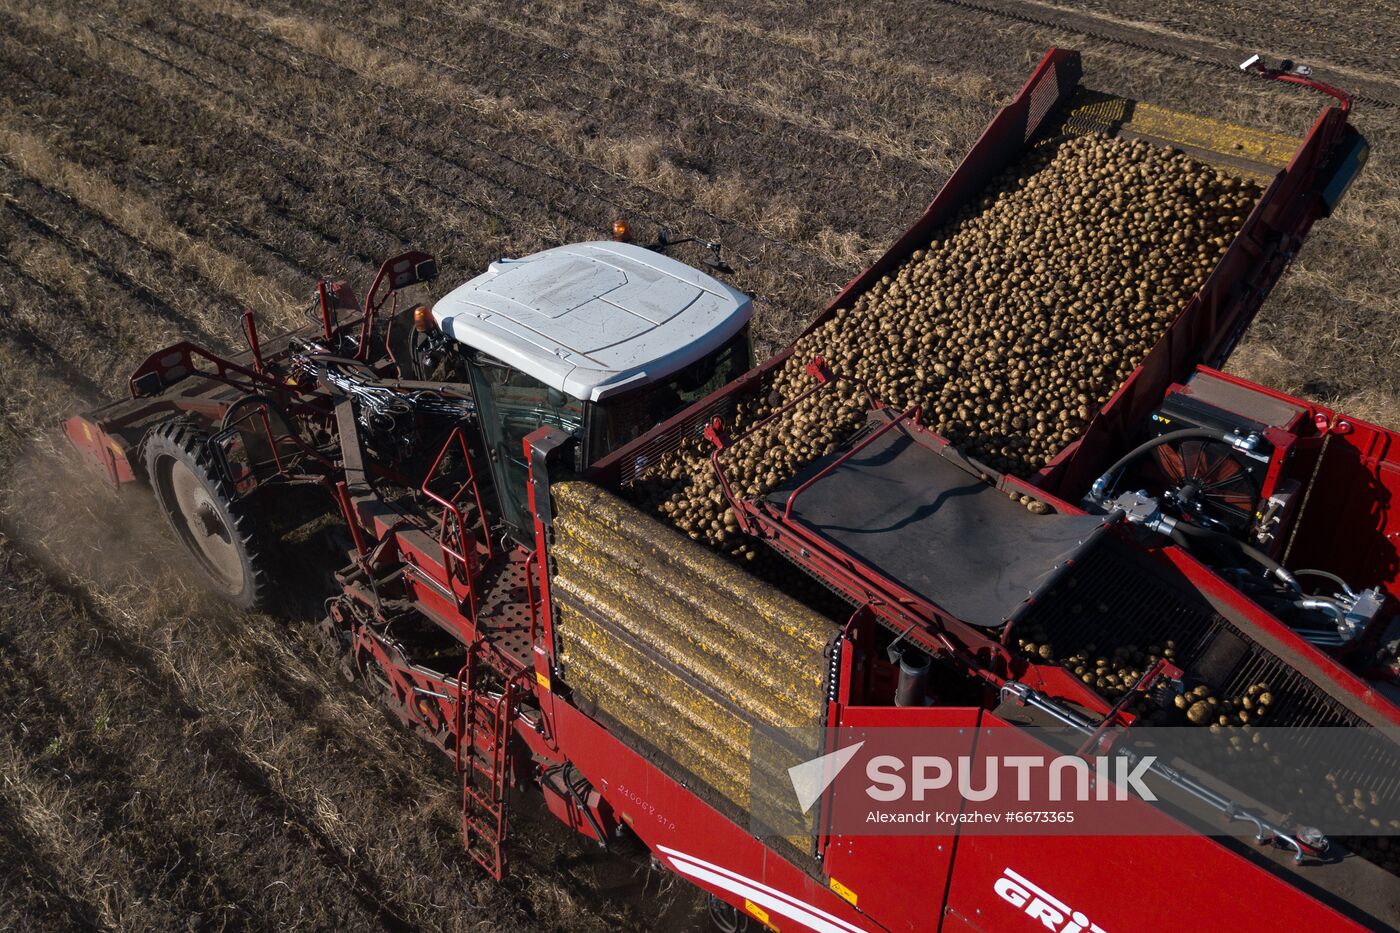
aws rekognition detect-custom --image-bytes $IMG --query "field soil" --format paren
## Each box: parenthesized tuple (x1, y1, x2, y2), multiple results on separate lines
(0, 0, 1396, 930)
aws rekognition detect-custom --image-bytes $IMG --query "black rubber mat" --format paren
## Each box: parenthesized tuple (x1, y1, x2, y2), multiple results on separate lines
(766, 419, 1106, 628)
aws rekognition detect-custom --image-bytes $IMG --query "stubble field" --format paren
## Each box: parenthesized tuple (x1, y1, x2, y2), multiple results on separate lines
(0, 1, 1396, 930)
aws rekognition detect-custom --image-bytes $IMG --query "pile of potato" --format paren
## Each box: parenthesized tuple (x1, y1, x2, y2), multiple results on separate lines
(1011, 625, 1273, 723)
(1171, 680, 1274, 727)
(1013, 633, 1400, 866)
(632, 132, 1260, 552)
(1014, 630, 1178, 702)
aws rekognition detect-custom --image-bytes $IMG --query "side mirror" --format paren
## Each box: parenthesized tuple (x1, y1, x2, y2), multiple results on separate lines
(389, 255, 438, 290)
(414, 257, 438, 283)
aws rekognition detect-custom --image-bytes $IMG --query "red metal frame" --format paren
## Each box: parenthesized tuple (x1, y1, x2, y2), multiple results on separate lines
(421, 426, 494, 617)
(241, 309, 265, 375)
(356, 250, 436, 365)
(128, 340, 281, 398)
(781, 404, 921, 522)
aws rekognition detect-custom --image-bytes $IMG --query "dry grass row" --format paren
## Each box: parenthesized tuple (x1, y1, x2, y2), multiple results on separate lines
(444, 0, 984, 176)
(32, 0, 836, 337)
(0, 745, 127, 930)
(0, 169, 241, 343)
(639, 0, 1003, 103)
(0, 340, 91, 436)
(0, 119, 299, 330)
(2, 1, 496, 278)
(9, 0, 804, 359)
(0, 451, 440, 910)
(0, 529, 459, 928)
(203, 0, 872, 269)
(1, 221, 210, 385)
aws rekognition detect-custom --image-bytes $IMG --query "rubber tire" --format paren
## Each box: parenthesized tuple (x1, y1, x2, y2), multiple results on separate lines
(142, 419, 273, 611)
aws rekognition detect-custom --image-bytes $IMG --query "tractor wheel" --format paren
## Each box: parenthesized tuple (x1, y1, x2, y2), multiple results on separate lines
(142, 419, 273, 610)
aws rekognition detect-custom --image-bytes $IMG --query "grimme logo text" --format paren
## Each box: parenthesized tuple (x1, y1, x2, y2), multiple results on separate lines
(995, 867, 1108, 933)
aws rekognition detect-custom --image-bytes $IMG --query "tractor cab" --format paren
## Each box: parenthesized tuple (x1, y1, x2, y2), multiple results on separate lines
(429, 241, 753, 541)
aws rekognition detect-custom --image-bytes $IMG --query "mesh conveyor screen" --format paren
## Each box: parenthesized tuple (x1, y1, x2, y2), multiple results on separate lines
(1017, 538, 1363, 730)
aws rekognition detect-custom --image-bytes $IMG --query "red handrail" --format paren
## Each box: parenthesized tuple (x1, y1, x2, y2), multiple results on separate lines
(1241, 55, 1351, 114)
(356, 251, 435, 362)
(524, 550, 540, 646)
(704, 357, 894, 530)
(241, 309, 265, 375)
(453, 656, 470, 776)
(335, 481, 368, 557)
(422, 427, 494, 616)
(128, 341, 281, 398)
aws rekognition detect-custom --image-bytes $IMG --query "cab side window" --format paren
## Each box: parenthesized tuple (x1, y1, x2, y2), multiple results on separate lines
(469, 357, 583, 539)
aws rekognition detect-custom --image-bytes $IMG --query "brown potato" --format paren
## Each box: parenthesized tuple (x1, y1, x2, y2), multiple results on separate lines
(632, 134, 1260, 560)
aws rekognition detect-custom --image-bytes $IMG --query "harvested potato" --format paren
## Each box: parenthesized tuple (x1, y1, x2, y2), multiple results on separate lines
(632, 133, 1260, 552)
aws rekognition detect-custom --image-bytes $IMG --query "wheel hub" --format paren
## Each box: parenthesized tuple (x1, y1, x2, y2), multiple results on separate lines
(194, 501, 229, 540)
(164, 457, 244, 595)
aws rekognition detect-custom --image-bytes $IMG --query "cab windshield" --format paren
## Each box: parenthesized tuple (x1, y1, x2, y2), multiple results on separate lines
(588, 327, 750, 459)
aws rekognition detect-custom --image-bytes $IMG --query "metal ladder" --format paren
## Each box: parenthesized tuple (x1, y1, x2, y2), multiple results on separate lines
(456, 640, 519, 880)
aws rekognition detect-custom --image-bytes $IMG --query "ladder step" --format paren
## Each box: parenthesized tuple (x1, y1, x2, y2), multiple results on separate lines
(462, 812, 501, 829)
(464, 789, 503, 811)
(458, 641, 526, 882)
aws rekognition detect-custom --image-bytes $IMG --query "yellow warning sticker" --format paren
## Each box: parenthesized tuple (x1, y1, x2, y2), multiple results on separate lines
(829, 876, 858, 906)
(535, 669, 550, 691)
(744, 900, 777, 929)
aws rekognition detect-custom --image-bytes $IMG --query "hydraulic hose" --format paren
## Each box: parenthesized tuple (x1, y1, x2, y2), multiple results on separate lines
(1295, 598, 1346, 622)
(1168, 520, 1299, 591)
(1293, 568, 1356, 598)
(1090, 428, 1235, 500)
(305, 352, 377, 374)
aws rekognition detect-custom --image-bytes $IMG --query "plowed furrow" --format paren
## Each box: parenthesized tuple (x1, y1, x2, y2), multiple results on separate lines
(0, 539, 431, 931)
(0, 18, 393, 294)
(1, 177, 238, 351)
(0, 634, 279, 930)
(244, 0, 891, 260)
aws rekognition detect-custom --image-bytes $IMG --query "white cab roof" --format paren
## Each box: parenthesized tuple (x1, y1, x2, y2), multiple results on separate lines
(431, 241, 752, 402)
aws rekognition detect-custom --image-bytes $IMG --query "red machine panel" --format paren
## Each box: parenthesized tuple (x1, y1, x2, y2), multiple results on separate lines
(822, 705, 981, 931)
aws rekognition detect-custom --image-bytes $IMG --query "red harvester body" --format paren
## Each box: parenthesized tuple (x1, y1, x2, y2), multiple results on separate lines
(64, 49, 1400, 932)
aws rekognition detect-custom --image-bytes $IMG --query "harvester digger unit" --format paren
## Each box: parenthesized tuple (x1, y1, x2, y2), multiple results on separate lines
(65, 49, 1400, 931)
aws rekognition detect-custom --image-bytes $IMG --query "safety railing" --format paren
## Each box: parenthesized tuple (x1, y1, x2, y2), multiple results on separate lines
(780, 404, 922, 521)
(524, 550, 540, 646)
(423, 427, 494, 618)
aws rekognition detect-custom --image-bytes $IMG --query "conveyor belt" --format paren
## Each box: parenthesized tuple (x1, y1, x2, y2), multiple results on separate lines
(1053, 87, 1298, 184)
(764, 415, 1108, 629)
(1015, 539, 1363, 728)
